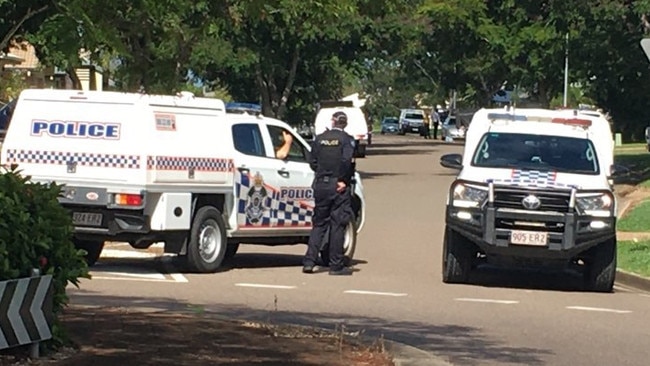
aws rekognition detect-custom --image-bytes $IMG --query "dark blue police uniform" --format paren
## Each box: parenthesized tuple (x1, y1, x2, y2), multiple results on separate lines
(303, 113, 355, 275)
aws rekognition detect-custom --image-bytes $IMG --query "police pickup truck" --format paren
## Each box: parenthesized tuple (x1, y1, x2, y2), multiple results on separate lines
(440, 107, 618, 292)
(0, 89, 366, 273)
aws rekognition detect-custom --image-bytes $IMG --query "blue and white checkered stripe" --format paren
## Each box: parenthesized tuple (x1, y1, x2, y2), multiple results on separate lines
(492, 169, 568, 188)
(5, 149, 140, 168)
(235, 173, 313, 227)
(147, 156, 233, 171)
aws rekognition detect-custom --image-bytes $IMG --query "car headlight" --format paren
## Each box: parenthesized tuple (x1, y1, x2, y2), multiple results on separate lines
(452, 183, 488, 208)
(576, 192, 614, 217)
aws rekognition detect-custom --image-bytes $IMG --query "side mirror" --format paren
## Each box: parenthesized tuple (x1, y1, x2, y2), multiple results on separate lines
(610, 164, 628, 178)
(440, 153, 463, 170)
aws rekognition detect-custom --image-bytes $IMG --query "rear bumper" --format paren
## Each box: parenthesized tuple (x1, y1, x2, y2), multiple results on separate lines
(65, 205, 151, 241)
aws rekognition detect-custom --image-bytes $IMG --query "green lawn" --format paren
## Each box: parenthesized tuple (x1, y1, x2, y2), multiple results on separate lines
(617, 200, 650, 232)
(618, 240, 650, 277)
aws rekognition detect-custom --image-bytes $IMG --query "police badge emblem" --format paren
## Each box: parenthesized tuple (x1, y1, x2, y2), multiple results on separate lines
(245, 172, 268, 225)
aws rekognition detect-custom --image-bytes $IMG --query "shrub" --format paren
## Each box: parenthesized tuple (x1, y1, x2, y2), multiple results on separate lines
(0, 165, 89, 348)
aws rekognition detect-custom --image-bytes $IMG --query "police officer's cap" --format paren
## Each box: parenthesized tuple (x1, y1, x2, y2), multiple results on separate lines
(332, 111, 348, 127)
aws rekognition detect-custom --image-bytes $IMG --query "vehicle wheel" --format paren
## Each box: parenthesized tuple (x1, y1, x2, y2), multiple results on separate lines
(186, 206, 227, 273)
(380, 131, 385, 135)
(442, 228, 474, 284)
(320, 221, 357, 267)
(224, 243, 240, 261)
(583, 238, 616, 293)
(74, 239, 104, 266)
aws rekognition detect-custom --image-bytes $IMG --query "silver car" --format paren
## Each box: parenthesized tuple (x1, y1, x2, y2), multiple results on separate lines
(440, 116, 467, 141)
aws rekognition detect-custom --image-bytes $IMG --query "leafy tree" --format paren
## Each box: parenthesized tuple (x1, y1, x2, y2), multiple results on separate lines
(0, 0, 53, 51)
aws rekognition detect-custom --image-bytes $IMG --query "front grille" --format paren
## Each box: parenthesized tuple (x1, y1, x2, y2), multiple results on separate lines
(493, 187, 572, 213)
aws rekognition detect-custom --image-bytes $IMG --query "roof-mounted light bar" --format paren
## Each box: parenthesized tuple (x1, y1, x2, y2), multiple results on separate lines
(551, 117, 592, 127)
(486, 113, 592, 128)
(225, 102, 263, 115)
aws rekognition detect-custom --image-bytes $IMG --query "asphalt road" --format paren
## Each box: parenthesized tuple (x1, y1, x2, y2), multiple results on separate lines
(69, 134, 650, 366)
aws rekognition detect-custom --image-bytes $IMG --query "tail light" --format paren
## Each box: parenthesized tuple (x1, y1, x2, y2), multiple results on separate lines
(114, 193, 143, 206)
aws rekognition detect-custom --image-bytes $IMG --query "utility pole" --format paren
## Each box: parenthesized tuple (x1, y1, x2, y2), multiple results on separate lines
(563, 32, 569, 107)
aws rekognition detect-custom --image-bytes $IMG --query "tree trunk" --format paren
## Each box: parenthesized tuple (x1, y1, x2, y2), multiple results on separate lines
(276, 47, 300, 120)
(255, 64, 273, 117)
(66, 67, 82, 90)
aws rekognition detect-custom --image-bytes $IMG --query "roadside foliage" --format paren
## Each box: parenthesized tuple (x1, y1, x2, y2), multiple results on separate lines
(0, 166, 89, 348)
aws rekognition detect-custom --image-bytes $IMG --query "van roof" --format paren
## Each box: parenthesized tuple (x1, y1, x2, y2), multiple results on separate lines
(18, 89, 227, 113)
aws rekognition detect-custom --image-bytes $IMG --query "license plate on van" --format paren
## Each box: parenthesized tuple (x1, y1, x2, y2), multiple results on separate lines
(510, 230, 547, 246)
(72, 212, 103, 226)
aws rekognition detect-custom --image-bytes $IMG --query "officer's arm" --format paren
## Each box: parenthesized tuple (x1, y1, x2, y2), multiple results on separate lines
(338, 136, 354, 184)
(309, 138, 320, 172)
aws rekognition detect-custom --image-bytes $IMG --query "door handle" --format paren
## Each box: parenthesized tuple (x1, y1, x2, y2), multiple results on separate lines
(277, 169, 290, 178)
(237, 166, 249, 174)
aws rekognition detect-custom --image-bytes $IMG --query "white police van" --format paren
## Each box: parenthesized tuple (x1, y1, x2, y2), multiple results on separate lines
(314, 100, 370, 158)
(440, 107, 618, 292)
(0, 89, 366, 272)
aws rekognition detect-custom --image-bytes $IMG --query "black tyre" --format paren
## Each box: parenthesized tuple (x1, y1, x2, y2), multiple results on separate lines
(320, 221, 357, 267)
(442, 228, 474, 284)
(224, 243, 240, 261)
(74, 239, 104, 266)
(583, 238, 616, 293)
(186, 206, 228, 273)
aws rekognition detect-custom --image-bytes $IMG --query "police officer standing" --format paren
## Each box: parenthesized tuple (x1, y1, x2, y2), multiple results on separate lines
(303, 111, 355, 276)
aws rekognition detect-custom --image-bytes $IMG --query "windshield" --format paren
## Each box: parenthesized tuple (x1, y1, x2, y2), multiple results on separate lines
(383, 118, 398, 124)
(404, 113, 423, 120)
(444, 117, 456, 126)
(471, 132, 600, 174)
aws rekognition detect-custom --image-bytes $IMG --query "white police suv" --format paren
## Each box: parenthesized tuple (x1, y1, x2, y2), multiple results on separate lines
(440, 107, 618, 292)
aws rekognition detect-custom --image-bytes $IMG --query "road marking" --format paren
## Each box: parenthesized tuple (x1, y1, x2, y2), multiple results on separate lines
(96, 271, 166, 280)
(344, 290, 408, 297)
(160, 256, 188, 283)
(88, 276, 174, 283)
(454, 298, 519, 304)
(566, 306, 632, 314)
(101, 249, 158, 259)
(235, 283, 296, 289)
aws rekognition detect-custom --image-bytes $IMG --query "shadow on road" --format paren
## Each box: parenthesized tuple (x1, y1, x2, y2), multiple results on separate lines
(357, 171, 405, 180)
(68, 291, 553, 366)
(93, 253, 369, 274)
(464, 265, 623, 293)
(367, 148, 433, 156)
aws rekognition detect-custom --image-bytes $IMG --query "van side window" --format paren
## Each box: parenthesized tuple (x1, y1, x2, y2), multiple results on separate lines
(266, 125, 307, 162)
(232, 123, 266, 157)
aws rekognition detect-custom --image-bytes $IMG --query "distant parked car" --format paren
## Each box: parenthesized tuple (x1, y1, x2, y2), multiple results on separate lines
(440, 115, 467, 141)
(398, 109, 426, 135)
(380, 117, 399, 134)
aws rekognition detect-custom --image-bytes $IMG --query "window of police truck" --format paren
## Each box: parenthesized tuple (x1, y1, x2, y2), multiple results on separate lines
(471, 132, 600, 174)
(267, 125, 308, 162)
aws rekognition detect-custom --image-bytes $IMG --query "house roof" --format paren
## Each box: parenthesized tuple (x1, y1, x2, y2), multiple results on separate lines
(4, 42, 39, 69)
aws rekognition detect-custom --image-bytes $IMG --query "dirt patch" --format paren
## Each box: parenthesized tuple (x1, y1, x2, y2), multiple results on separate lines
(0, 306, 394, 366)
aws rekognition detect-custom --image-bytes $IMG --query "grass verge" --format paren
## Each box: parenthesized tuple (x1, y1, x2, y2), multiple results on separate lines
(617, 199, 650, 232)
(618, 240, 650, 277)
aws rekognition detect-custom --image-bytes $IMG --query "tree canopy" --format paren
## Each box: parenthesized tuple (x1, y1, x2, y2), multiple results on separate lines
(3, 0, 650, 139)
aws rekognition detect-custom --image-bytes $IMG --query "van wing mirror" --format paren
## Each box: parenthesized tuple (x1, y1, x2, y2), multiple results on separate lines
(440, 153, 463, 170)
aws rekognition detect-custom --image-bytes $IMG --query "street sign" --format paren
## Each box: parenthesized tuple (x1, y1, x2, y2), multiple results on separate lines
(640, 38, 650, 62)
(0, 275, 54, 350)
